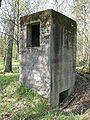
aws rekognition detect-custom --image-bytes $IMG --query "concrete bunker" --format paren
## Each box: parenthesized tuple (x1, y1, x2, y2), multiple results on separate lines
(20, 9, 77, 106)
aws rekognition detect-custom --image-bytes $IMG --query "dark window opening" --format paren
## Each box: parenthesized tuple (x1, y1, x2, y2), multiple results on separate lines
(27, 23, 40, 47)
(59, 89, 68, 104)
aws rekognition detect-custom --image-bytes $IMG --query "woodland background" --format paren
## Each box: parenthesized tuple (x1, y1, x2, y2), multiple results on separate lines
(0, 0, 90, 120)
(0, 0, 90, 72)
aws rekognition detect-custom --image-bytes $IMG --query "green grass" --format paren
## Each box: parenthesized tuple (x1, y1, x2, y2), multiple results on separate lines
(0, 57, 19, 72)
(0, 57, 84, 119)
(0, 72, 47, 120)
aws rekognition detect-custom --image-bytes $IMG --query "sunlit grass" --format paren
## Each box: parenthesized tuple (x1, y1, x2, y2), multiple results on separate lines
(0, 57, 19, 72)
(0, 57, 84, 119)
(0, 72, 47, 119)
(0, 72, 83, 120)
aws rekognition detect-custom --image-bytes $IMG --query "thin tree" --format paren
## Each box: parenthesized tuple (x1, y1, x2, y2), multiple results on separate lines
(4, 0, 16, 72)
(0, 0, 2, 7)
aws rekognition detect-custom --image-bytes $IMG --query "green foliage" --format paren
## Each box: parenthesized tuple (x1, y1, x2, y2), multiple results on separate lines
(0, 57, 4, 71)
(76, 61, 88, 71)
(76, 61, 87, 67)
(12, 66, 19, 72)
(0, 57, 3, 63)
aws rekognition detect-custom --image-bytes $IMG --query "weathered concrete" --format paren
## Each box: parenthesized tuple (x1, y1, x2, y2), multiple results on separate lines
(20, 9, 77, 106)
(50, 10, 77, 106)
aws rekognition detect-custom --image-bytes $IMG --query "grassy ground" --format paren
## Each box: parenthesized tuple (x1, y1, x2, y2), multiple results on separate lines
(0, 57, 19, 72)
(0, 57, 89, 120)
(0, 73, 82, 120)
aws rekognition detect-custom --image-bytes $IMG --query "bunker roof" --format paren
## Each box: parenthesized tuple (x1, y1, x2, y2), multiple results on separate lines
(20, 9, 76, 27)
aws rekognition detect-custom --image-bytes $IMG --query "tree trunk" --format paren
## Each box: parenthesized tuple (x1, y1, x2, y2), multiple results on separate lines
(16, 0, 19, 53)
(83, 5, 86, 61)
(4, 3, 16, 72)
(83, 29, 86, 61)
(15, 0, 19, 60)
(0, 0, 2, 7)
(55, 0, 59, 11)
(88, 54, 90, 71)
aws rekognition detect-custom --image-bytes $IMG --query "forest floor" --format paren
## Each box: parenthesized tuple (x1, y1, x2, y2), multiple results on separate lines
(0, 58, 90, 120)
(63, 72, 90, 120)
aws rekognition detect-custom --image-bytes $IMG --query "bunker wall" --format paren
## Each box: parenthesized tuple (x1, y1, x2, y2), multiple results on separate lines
(19, 10, 51, 98)
(50, 10, 77, 106)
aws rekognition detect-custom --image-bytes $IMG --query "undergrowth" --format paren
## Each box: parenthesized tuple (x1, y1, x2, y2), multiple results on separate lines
(0, 73, 83, 120)
(0, 57, 84, 120)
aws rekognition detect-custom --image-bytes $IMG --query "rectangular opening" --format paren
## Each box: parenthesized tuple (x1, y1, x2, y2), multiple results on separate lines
(59, 89, 68, 104)
(27, 23, 40, 47)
